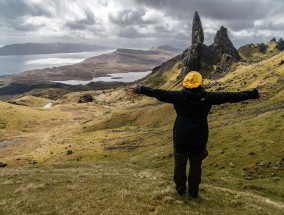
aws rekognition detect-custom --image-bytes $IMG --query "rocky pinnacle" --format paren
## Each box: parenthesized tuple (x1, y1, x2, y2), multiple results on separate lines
(179, 12, 241, 77)
(192, 11, 204, 45)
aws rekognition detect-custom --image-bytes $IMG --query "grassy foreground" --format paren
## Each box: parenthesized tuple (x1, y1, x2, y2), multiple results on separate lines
(0, 52, 284, 214)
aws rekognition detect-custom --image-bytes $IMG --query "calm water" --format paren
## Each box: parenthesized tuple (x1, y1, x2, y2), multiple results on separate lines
(0, 50, 115, 76)
(53, 71, 152, 85)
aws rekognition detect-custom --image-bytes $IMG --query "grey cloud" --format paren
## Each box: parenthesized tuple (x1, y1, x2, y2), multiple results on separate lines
(0, 0, 52, 34)
(1, 0, 284, 49)
(154, 26, 172, 33)
(135, 0, 266, 19)
(0, 17, 43, 33)
(224, 20, 254, 31)
(117, 27, 147, 38)
(254, 22, 284, 31)
(0, 0, 52, 19)
(66, 9, 96, 30)
(109, 8, 146, 26)
(8, 21, 44, 32)
(134, 0, 284, 29)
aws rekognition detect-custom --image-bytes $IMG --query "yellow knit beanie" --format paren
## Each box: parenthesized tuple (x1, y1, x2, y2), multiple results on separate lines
(182, 71, 202, 89)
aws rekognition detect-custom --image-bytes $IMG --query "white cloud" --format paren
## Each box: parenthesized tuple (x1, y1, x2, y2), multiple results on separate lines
(0, 0, 284, 48)
(141, 9, 164, 24)
(231, 30, 256, 38)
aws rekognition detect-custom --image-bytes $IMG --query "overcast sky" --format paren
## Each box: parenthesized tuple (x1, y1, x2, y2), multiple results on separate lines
(0, 0, 284, 49)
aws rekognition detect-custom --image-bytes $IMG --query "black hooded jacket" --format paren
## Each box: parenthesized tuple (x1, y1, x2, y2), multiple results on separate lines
(138, 86, 259, 151)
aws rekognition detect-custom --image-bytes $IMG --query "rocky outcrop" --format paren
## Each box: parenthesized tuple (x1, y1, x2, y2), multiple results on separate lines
(209, 26, 241, 64)
(257, 43, 267, 53)
(0, 162, 7, 168)
(78, 94, 94, 103)
(180, 11, 204, 76)
(191, 11, 204, 45)
(276, 38, 284, 50)
(215, 53, 236, 74)
(270, 38, 277, 43)
(179, 12, 241, 77)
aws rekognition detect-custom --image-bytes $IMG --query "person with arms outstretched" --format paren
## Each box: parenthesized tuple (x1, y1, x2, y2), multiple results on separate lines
(128, 71, 267, 198)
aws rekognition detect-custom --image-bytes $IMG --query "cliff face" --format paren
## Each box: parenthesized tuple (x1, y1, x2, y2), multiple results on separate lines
(180, 12, 241, 77)
(209, 26, 241, 64)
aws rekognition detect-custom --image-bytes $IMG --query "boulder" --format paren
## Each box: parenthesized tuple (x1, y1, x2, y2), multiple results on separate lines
(78, 94, 94, 103)
(67, 150, 73, 155)
(0, 162, 7, 168)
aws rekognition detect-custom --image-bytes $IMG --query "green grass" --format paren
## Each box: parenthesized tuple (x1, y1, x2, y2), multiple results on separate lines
(238, 41, 280, 61)
(1, 159, 283, 215)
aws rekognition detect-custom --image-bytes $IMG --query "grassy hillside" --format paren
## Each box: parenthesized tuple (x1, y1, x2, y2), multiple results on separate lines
(0, 52, 283, 214)
(238, 41, 281, 61)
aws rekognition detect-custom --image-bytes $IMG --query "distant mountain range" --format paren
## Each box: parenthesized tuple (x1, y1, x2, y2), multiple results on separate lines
(0, 45, 181, 95)
(0, 42, 113, 55)
(158, 44, 183, 52)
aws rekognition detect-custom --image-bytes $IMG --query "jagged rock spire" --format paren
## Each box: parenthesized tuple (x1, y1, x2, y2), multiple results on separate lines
(180, 11, 204, 76)
(192, 11, 204, 45)
(211, 26, 241, 62)
(179, 12, 241, 78)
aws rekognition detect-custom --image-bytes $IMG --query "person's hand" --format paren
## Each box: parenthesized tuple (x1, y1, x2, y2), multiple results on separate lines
(256, 86, 268, 101)
(127, 81, 139, 96)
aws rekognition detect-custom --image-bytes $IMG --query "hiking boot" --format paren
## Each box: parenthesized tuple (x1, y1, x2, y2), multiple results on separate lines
(188, 190, 198, 198)
(176, 186, 186, 196)
(201, 149, 208, 160)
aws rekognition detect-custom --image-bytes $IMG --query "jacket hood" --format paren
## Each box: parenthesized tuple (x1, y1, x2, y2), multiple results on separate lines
(181, 86, 206, 102)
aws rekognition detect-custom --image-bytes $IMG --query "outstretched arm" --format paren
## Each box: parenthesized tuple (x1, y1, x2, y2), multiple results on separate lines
(207, 88, 267, 105)
(127, 83, 181, 103)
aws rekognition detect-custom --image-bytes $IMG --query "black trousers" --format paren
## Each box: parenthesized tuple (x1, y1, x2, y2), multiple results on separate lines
(173, 147, 208, 197)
